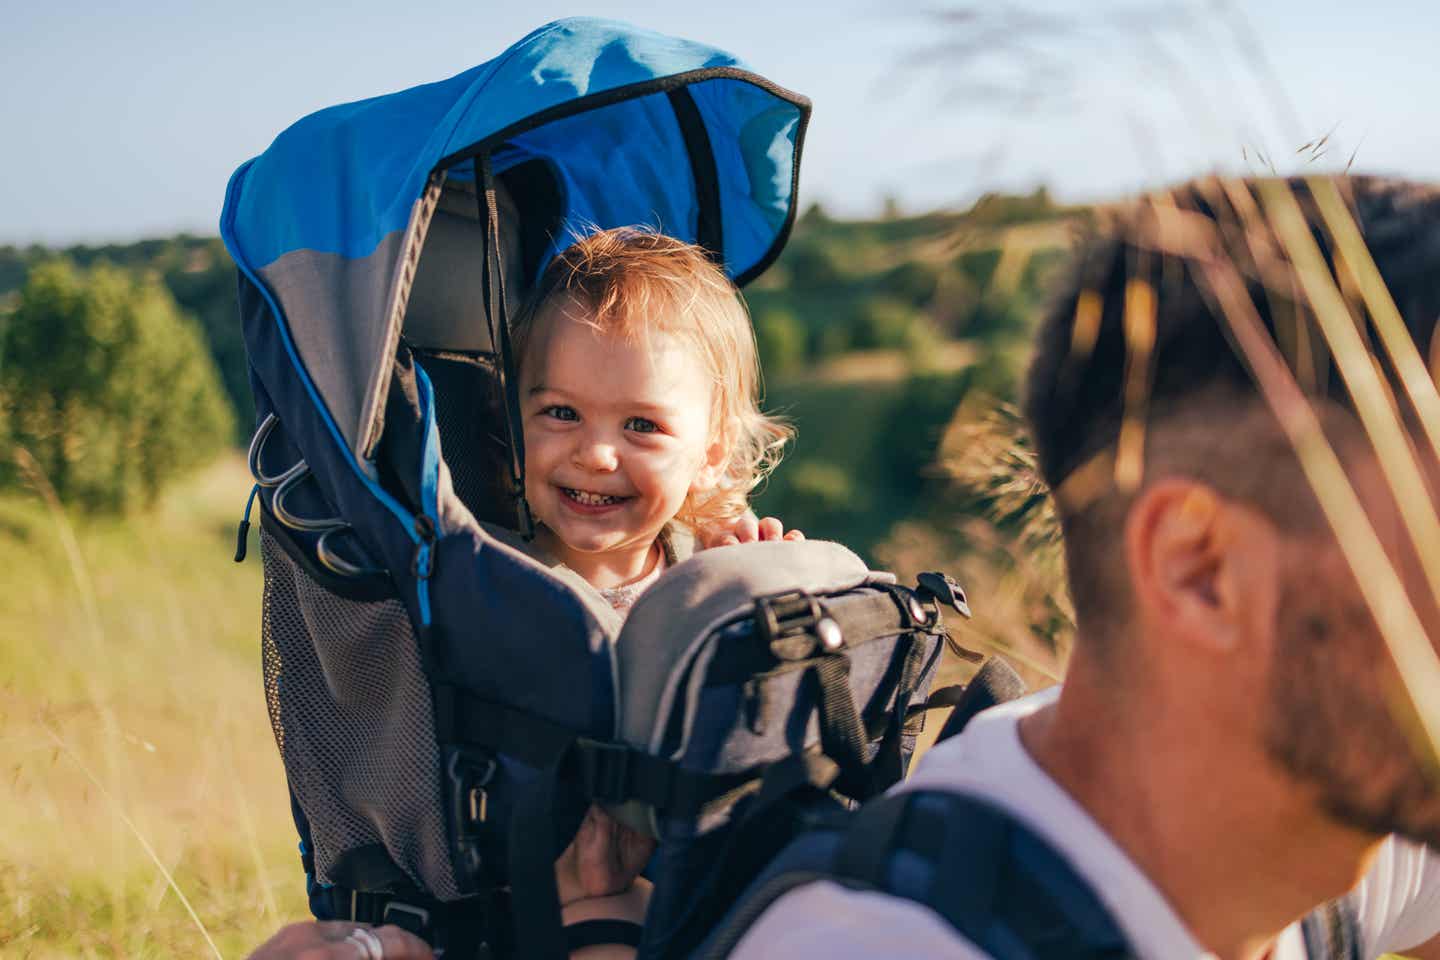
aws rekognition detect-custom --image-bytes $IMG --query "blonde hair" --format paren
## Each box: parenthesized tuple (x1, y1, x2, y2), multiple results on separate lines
(513, 226, 792, 528)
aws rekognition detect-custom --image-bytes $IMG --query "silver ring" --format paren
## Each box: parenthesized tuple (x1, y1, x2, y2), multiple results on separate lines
(345, 927, 384, 960)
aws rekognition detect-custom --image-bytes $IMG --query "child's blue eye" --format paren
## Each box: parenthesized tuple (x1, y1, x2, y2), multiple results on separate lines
(625, 417, 660, 434)
(543, 405, 578, 422)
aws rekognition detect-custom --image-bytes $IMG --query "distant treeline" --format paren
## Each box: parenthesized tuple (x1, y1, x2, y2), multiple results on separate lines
(0, 188, 1080, 512)
(748, 187, 1082, 374)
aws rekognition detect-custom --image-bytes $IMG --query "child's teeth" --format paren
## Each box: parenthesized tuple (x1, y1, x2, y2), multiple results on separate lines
(568, 488, 620, 506)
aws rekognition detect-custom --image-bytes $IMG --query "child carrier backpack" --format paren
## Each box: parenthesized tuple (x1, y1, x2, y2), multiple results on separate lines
(697, 659, 1366, 960)
(521, 540, 972, 960)
(693, 656, 1140, 960)
(225, 17, 989, 958)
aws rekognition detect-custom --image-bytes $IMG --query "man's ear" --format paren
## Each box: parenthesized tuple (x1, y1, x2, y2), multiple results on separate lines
(1126, 480, 1275, 655)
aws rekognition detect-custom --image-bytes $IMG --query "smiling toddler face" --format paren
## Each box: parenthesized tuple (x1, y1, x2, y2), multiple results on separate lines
(520, 300, 724, 586)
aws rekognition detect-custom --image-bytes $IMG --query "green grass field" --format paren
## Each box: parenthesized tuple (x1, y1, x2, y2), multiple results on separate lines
(0, 447, 1417, 959)
(1, 455, 305, 957)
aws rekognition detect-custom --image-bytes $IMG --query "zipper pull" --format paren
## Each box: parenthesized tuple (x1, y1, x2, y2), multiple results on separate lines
(234, 483, 260, 563)
(412, 513, 438, 579)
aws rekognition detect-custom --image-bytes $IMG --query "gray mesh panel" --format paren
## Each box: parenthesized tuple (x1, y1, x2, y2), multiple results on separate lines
(261, 531, 462, 899)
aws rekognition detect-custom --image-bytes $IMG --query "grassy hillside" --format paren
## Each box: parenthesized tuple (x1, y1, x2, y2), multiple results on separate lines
(0, 191, 1088, 956)
(0, 456, 305, 957)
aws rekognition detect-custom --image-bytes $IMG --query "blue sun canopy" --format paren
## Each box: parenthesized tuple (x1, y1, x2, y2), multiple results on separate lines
(222, 18, 808, 462)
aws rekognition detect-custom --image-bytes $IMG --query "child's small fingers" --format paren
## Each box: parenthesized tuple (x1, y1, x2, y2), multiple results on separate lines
(758, 517, 784, 541)
(734, 513, 760, 542)
(718, 534, 741, 547)
(784, 529, 805, 541)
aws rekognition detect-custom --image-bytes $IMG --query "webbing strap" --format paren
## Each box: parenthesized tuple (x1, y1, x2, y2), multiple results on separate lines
(433, 685, 576, 766)
(575, 739, 756, 815)
(321, 884, 495, 955)
(814, 654, 868, 776)
(508, 750, 570, 960)
(866, 634, 932, 791)
(658, 752, 842, 959)
(475, 153, 533, 538)
(831, 792, 911, 888)
(565, 919, 644, 951)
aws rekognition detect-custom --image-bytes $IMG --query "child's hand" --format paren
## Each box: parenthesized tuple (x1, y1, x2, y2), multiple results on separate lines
(699, 510, 805, 548)
(555, 805, 656, 904)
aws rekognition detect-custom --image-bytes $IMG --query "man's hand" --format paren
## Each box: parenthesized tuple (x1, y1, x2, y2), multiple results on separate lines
(555, 805, 657, 904)
(247, 921, 434, 959)
(699, 510, 805, 549)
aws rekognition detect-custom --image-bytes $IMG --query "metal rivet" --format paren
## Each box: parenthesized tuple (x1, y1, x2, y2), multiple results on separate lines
(817, 617, 844, 651)
(907, 595, 930, 624)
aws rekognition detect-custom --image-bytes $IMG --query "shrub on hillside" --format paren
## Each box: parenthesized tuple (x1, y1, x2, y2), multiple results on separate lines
(782, 240, 845, 290)
(754, 307, 806, 375)
(0, 260, 234, 511)
(883, 370, 974, 499)
(853, 296, 924, 350)
(879, 260, 942, 307)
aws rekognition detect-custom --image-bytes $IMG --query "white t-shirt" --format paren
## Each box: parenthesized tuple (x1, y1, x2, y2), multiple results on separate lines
(730, 687, 1440, 960)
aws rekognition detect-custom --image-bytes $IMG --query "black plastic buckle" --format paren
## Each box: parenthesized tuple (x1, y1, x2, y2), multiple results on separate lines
(916, 572, 972, 619)
(346, 889, 389, 923)
(755, 590, 826, 659)
(447, 749, 498, 886)
(448, 751, 497, 833)
(577, 739, 633, 804)
(383, 901, 432, 938)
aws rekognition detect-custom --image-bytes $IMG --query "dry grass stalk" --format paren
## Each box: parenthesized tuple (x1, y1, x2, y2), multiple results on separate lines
(1308, 176, 1440, 462)
(1116, 274, 1158, 493)
(40, 722, 224, 959)
(1188, 182, 1440, 770)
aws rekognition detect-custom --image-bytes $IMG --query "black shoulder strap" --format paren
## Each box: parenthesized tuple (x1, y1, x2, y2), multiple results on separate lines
(830, 790, 1133, 959)
(934, 655, 1027, 744)
(703, 787, 1133, 959)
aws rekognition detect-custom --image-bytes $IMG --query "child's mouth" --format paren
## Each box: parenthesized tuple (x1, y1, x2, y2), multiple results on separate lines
(559, 486, 632, 510)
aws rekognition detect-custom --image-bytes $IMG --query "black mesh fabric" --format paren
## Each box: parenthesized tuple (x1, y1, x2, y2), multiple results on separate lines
(261, 531, 463, 899)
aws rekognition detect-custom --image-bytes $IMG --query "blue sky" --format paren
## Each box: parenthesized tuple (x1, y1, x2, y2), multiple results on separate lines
(2, 1, 1436, 245)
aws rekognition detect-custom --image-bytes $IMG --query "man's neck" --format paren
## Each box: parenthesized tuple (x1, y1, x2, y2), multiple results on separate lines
(1019, 653, 1382, 960)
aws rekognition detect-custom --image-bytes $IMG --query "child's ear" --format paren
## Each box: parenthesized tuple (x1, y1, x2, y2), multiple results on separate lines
(692, 422, 734, 492)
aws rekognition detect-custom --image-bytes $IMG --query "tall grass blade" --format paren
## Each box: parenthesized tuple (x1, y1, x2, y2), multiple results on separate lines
(1308, 177, 1440, 463)
(41, 722, 223, 960)
(1258, 179, 1440, 637)
(1196, 203, 1440, 770)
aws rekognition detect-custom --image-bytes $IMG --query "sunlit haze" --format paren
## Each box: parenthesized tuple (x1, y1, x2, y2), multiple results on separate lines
(3, 0, 1436, 244)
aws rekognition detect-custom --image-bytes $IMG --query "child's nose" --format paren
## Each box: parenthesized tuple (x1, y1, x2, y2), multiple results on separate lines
(573, 439, 619, 472)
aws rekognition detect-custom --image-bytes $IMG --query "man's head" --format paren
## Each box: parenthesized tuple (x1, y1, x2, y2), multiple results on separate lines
(1024, 176, 1440, 845)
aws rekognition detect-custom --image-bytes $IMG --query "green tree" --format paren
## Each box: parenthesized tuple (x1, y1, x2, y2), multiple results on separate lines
(853, 296, 922, 350)
(754, 307, 806, 375)
(782, 240, 845, 290)
(880, 260, 942, 307)
(0, 260, 234, 511)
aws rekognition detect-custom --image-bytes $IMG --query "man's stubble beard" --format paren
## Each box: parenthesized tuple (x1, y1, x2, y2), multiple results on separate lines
(1264, 572, 1440, 848)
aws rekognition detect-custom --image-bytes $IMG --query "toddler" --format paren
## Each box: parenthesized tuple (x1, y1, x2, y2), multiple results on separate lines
(513, 226, 800, 616)
(512, 227, 800, 955)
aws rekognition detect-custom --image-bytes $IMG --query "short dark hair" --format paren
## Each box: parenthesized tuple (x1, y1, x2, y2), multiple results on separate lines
(1024, 176, 1440, 631)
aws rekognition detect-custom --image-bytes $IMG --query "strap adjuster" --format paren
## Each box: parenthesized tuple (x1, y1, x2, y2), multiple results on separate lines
(756, 590, 841, 659)
(382, 901, 432, 937)
(577, 739, 633, 804)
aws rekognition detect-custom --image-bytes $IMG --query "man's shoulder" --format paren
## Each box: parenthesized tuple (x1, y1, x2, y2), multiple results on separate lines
(1348, 836, 1440, 955)
(727, 880, 991, 960)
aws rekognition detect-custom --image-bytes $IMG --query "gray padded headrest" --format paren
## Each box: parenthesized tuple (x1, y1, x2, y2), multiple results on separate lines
(404, 177, 525, 353)
(614, 539, 877, 752)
